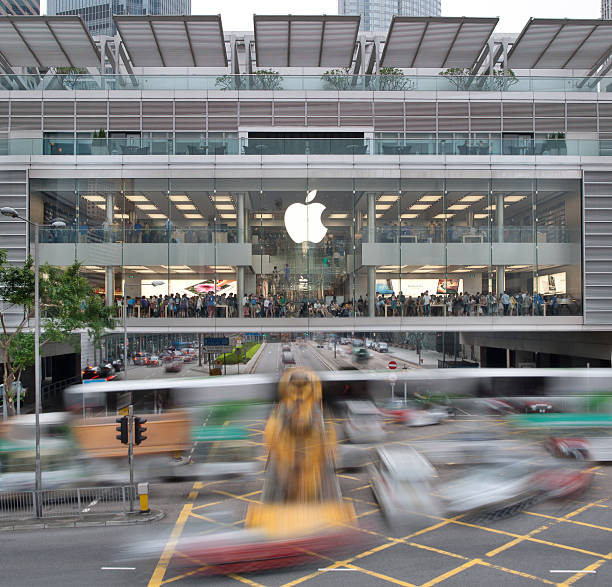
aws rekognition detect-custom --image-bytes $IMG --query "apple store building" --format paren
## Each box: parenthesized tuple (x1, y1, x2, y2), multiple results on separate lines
(3, 14, 612, 365)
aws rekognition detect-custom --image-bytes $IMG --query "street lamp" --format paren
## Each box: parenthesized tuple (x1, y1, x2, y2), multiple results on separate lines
(122, 279, 164, 379)
(1, 206, 66, 495)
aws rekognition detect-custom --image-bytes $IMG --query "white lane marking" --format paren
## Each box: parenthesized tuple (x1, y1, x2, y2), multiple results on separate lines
(101, 567, 136, 571)
(550, 570, 597, 574)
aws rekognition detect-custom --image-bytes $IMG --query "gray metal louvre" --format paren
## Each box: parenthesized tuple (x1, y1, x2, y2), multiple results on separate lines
(469, 102, 500, 117)
(240, 116, 273, 126)
(568, 118, 597, 132)
(207, 118, 238, 131)
(404, 117, 436, 130)
(374, 118, 404, 131)
(470, 117, 501, 130)
(142, 101, 173, 116)
(405, 103, 436, 116)
(109, 101, 140, 116)
(208, 102, 238, 116)
(584, 171, 612, 324)
(502, 118, 534, 131)
(438, 102, 469, 117)
(535, 118, 565, 132)
(598, 118, 612, 131)
(239, 102, 272, 116)
(141, 117, 173, 130)
(438, 118, 469, 131)
(76, 117, 108, 131)
(0, 119, 7, 131)
(43, 117, 74, 131)
(10, 118, 41, 130)
(273, 117, 305, 126)
(306, 102, 338, 117)
(76, 102, 107, 116)
(535, 103, 565, 117)
(502, 103, 534, 117)
(44, 102, 75, 116)
(339, 116, 372, 127)
(174, 118, 204, 131)
(567, 103, 597, 117)
(175, 102, 206, 116)
(11, 101, 41, 116)
(0, 169, 27, 264)
(599, 103, 612, 117)
(274, 102, 306, 117)
(374, 102, 404, 116)
(108, 117, 141, 130)
(307, 117, 338, 126)
(339, 102, 372, 116)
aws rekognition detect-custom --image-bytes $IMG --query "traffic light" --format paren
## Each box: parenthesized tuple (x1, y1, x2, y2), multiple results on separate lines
(134, 416, 147, 445)
(115, 416, 128, 444)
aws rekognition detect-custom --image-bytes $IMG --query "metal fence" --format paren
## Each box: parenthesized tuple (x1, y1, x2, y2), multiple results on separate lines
(0, 485, 137, 521)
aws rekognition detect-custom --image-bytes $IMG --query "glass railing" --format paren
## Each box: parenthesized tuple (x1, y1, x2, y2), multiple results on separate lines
(39, 226, 240, 244)
(1, 73, 609, 92)
(4, 137, 611, 157)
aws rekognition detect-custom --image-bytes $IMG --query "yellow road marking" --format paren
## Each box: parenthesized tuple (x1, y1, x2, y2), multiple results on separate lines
(558, 557, 609, 586)
(420, 558, 481, 587)
(523, 511, 612, 532)
(486, 525, 549, 557)
(191, 500, 224, 511)
(148, 502, 194, 587)
(478, 559, 556, 585)
(405, 542, 467, 560)
(337, 473, 360, 481)
(227, 573, 268, 587)
(344, 563, 417, 586)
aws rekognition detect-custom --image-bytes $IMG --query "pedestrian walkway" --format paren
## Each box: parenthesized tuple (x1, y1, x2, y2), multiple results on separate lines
(387, 346, 445, 368)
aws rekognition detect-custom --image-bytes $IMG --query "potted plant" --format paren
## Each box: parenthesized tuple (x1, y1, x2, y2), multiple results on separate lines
(250, 69, 283, 90)
(438, 67, 518, 91)
(215, 74, 245, 90)
(321, 68, 352, 90)
(438, 67, 474, 91)
(376, 67, 414, 91)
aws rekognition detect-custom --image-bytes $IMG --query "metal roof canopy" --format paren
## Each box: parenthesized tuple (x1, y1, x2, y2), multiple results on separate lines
(506, 18, 612, 70)
(254, 15, 360, 68)
(0, 15, 100, 68)
(114, 15, 227, 68)
(380, 16, 498, 69)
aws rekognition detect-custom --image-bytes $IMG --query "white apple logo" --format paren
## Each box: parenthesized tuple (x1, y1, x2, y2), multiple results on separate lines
(284, 190, 328, 244)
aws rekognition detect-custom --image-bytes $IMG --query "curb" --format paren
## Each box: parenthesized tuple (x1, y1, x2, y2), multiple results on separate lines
(0, 509, 164, 532)
(247, 341, 267, 374)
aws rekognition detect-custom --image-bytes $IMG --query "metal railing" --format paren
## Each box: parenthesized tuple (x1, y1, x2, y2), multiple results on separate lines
(0, 485, 137, 521)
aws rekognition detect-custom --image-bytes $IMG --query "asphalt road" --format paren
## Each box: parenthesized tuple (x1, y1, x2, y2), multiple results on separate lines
(3, 414, 611, 587)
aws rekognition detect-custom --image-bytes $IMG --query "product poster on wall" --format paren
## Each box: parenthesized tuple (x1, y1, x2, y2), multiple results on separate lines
(535, 272, 566, 295)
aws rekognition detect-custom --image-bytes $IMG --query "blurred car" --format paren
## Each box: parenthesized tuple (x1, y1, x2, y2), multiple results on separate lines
(182, 354, 194, 363)
(147, 355, 160, 367)
(281, 351, 295, 365)
(133, 353, 148, 366)
(369, 446, 440, 524)
(381, 399, 448, 426)
(282, 344, 291, 352)
(82, 363, 116, 381)
(316, 342, 324, 348)
(377, 342, 389, 353)
(352, 348, 371, 363)
(165, 359, 183, 373)
(111, 358, 124, 372)
(342, 401, 385, 444)
(523, 401, 553, 414)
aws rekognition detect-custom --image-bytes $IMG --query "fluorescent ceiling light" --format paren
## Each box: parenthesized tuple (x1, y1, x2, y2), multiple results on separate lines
(161, 265, 190, 270)
(329, 213, 349, 219)
(410, 204, 430, 210)
(254, 213, 273, 219)
(460, 195, 485, 202)
(184, 213, 203, 219)
(376, 214, 383, 219)
(95, 204, 106, 210)
(215, 269, 235, 273)
(169, 195, 190, 202)
(220, 214, 237, 219)
(82, 195, 105, 202)
(421, 265, 443, 269)
(124, 266, 148, 270)
(400, 213, 419, 219)
(509, 265, 529, 269)
(419, 195, 442, 202)
(379, 266, 401, 270)
(148, 214, 167, 219)
(136, 204, 157, 210)
(474, 213, 489, 219)
(412, 269, 437, 273)
(466, 265, 487, 269)
(173, 269, 195, 273)
(434, 213, 454, 219)
(134, 269, 155, 274)
(452, 269, 469, 273)
(376, 204, 392, 210)
(126, 195, 149, 202)
(211, 195, 232, 202)
(378, 195, 399, 202)
(504, 195, 527, 202)
(176, 204, 196, 210)
(485, 205, 496, 210)
(447, 204, 470, 211)
(215, 204, 235, 210)
(83, 265, 102, 270)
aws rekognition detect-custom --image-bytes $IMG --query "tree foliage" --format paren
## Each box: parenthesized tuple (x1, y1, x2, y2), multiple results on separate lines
(0, 250, 115, 415)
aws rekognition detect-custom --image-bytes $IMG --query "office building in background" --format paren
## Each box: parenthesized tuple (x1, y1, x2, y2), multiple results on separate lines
(0, 0, 39, 15)
(604, 0, 611, 19)
(338, 0, 441, 31)
(47, 0, 191, 36)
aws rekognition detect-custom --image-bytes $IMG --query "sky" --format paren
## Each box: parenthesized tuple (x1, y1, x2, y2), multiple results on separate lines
(39, 0, 602, 33)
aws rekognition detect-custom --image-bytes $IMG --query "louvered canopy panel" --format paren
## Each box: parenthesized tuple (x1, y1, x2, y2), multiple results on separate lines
(380, 17, 498, 69)
(254, 15, 360, 68)
(0, 16, 100, 68)
(114, 15, 227, 68)
(507, 19, 612, 70)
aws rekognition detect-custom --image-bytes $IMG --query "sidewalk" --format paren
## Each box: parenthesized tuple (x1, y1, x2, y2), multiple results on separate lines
(0, 508, 164, 532)
(387, 346, 445, 368)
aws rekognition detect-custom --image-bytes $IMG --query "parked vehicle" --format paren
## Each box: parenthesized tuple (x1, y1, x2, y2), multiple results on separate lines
(377, 342, 389, 353)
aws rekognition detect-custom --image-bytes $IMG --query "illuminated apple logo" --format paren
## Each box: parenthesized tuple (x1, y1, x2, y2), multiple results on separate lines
(284, 190, 328, 244)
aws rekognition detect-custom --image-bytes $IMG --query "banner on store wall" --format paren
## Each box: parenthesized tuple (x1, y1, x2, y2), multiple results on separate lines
(141, 279, 237, 297)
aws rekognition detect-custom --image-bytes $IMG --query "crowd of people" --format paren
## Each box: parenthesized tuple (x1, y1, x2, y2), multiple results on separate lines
(116, 289, 578, 318)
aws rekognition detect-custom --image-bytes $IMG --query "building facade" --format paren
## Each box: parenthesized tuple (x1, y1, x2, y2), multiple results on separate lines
(338, 0, 441, 31)
(0, 0, 39, 15)
(3, 14, 612, 367)
(47, 0, 190, 36)
(604, 0, 611, 20)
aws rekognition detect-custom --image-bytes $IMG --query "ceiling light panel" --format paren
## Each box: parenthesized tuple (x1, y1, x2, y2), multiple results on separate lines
(460, 195, 485, 202)
(136, 204, 157, 210)
(211, 195, 232, 202)
(434, 213, 454, 219)
(504, 195, 527, 202)
(419, 195, 442, 202)
(215, 204, 235, 210)
(82, 195, 105, 202)
(329, 213, 349, 219)
(410, 204, 430, 210)
(447, 204, 470, 210)
(176, 204, 197, 210)
(126, 195, 149, 202)
(254, 213, 273, 219)
(184, 213, 203, 219)
(378, 195, 400, 202)
(376, 204, 392, 210)
(400, 213, 419, 219)
(169, 195, 190, 202)
(148, 214, 167, 219)
(221, 214, 237, 219)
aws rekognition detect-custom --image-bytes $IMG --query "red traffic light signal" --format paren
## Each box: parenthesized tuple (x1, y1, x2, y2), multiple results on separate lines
(115, 416, 128, 444)
(134, 416, 147, 445)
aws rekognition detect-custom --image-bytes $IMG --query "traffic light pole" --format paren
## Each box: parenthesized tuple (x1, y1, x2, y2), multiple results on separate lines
(128, 404, 134, 512)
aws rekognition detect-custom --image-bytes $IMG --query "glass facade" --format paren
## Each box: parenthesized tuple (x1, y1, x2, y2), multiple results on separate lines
(338, 0, 441, 31)
(31, 175, 582, 320)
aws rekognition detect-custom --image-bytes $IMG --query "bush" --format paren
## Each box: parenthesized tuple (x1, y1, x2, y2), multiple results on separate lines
(216, 342, 261, 365)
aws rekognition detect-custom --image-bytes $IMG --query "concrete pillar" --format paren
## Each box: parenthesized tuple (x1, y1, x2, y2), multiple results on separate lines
(236, 192, 245, 314)
(496, 191, 505, 294)
(367, 193, 377, 317)
(105, 192, 114, 306)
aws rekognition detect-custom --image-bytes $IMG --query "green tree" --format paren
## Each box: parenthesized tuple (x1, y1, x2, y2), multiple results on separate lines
(0, 251, 115, 416)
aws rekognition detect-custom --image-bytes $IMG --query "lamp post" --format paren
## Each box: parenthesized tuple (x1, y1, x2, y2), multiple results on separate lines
(1, 207, 65, 495)
(123, 279, 164, 379)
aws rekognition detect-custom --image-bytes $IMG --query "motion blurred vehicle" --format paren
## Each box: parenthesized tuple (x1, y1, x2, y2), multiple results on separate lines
(342, 401, 385, 443)
(147, 355, 160, 367)
(281, 351, 295, 365)
(182, 354, 194, 363)
(82, 363, 116, 381)
(381, 399, 448, 426)
(369, 446, 439, 524)
(282, 344, 291, 352)
(523, 401, 553, 413)
(165, 358, 183, 373)
(133, 353, 148, 366)
(376, 342, 389, 353)
(352, 348, 371, 363)
(351, 339, 363, 348)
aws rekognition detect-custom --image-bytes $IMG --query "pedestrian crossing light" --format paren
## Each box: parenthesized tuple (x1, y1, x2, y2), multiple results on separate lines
(134, 416, 148, 445)
(115, 416, 128, 444)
